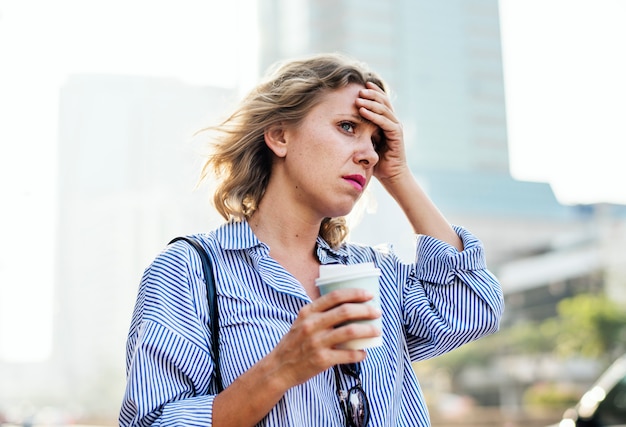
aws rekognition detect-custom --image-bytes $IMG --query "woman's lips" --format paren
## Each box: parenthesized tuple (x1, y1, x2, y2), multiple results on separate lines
(342, 174, 366, 191)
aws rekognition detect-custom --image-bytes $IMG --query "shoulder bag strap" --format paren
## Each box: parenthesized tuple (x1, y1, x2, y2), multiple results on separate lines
(169, 236, 224, 393)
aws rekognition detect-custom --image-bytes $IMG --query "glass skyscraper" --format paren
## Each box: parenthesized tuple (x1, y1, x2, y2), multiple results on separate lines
(258, 0, 569, 219)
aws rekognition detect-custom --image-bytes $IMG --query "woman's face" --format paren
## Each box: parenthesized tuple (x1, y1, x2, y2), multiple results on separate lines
(277, 83, 381, 219)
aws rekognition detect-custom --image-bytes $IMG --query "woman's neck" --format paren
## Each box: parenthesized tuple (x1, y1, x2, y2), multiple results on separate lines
(248, 206, 320, 258)
(248, 195, 322, 296)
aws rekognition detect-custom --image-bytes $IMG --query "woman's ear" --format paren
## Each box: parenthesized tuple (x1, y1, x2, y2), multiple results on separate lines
(264, 123, 288, 158)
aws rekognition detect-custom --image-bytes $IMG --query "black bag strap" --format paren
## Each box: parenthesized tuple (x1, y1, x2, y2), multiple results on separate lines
(169, 236, 224, 393)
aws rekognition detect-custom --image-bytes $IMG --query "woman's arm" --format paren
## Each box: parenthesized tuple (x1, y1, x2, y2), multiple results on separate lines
(356, 83, 503, 360)
(403, 226, 504, 361)
(356, 82, 462, 251)
(212, 287, 381, 426)
(122, 244, 382, 426)
(379, 170, 463, 251)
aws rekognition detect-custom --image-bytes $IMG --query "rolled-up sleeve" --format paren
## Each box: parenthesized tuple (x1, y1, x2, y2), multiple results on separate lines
(120, 244, 217, 426)
(403, 225, 504, 361)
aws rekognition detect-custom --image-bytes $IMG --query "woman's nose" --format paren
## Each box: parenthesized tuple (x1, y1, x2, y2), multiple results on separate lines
(355, 137, 379, 167)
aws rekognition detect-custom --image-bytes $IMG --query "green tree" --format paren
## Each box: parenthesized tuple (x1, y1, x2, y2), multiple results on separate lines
(423, 293, 626, 376)
(549, 293, 626, 362)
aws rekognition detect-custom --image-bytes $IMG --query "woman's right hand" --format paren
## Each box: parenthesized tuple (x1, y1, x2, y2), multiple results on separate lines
(212, 288, 381, 426)
(267, 288, 382, 389)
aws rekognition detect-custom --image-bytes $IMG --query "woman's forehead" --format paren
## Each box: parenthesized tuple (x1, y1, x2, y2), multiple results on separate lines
(315, 84, 365, 111)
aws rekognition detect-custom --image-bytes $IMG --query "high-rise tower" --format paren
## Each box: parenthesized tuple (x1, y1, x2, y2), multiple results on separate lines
(257, 0, 574, 264)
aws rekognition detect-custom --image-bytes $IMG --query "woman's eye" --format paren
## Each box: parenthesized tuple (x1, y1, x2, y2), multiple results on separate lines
(339, 122, 355, 133)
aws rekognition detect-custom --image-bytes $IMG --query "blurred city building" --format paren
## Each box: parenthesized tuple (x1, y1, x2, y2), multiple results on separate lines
(0, 75, 236, 422)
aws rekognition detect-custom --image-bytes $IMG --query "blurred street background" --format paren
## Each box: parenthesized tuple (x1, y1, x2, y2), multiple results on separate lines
(1, 0, 625, 426)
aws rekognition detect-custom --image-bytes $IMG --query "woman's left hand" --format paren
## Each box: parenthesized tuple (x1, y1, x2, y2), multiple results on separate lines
(356, 81, 409, 183)
(357, 83, 463, 249)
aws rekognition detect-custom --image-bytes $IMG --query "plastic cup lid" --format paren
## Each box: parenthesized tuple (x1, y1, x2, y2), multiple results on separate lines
(315, 262, 381, 286)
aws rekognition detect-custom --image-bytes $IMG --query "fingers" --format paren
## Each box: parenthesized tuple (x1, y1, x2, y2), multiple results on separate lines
(361, 82, 394, 111)
(356, 93, 393, 119)
(325, 317, 382, 349)
(356, 85, 399, 131)
(309, 287, 374, 313)
(268, 290, 382, 387)
(301, 289, 380, 331)
(301, 291, 381, 349)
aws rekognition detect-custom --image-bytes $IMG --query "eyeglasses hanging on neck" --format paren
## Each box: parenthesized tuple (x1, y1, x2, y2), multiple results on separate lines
(333, 363, 370, 427)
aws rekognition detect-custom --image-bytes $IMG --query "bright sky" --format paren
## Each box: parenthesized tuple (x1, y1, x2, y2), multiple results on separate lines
(0, 0, 258, 362)
(499, 0, 626, 205)
(0, 0, 625, 362)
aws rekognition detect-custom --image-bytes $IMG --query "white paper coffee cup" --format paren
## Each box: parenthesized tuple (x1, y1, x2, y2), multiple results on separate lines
(315, 262, 382, 349)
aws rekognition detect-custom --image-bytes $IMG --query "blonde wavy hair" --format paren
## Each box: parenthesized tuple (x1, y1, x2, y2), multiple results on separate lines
(200, 53, 387, 248)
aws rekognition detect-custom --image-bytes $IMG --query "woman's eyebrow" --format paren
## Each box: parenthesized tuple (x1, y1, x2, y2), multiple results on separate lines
(338, 113, 373, 126)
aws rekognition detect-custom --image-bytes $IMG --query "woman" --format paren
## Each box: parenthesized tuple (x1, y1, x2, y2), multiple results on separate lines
(120, 53, 504, 426)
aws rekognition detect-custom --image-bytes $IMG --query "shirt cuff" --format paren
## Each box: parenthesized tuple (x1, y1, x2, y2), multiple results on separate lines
(414, 225, 487, 285)
(159, 394, 216, 426)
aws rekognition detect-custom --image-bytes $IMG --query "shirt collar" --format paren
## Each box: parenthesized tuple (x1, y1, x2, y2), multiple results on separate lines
(214, 219, 350, 262)
(315, 235, 350, 264)
(214, 220, 263, 250)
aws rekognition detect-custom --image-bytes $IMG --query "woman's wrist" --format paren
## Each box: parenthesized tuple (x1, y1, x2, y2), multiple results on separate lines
(212, 353, 291, 426)
(377, 167, 416, 200)
(378, 169, 463, 250)
(254, 351, 295, 397)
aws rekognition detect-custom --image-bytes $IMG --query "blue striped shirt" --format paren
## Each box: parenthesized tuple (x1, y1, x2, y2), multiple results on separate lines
(120, 220, 504, 426)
